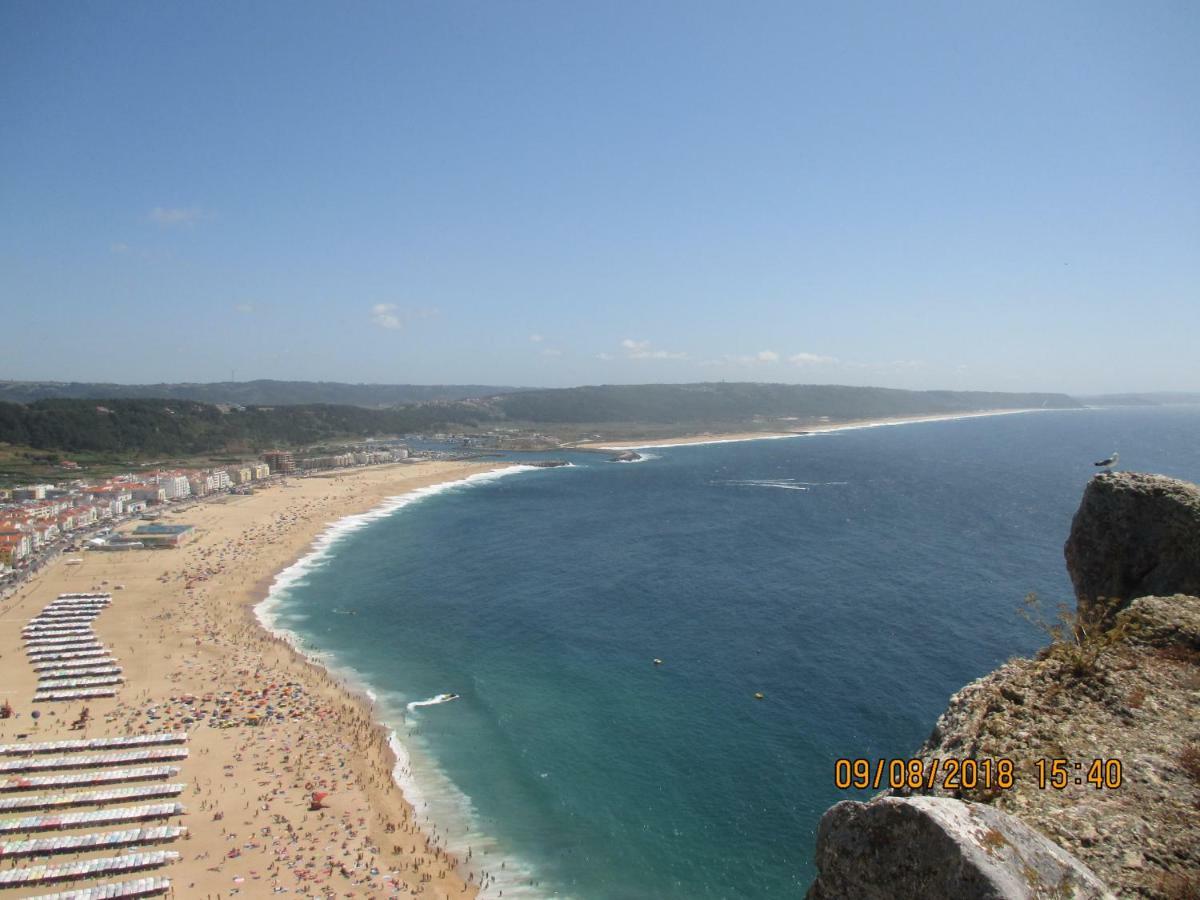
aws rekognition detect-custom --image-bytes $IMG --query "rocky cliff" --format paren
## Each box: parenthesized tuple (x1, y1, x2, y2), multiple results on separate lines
(1064, 472, 1200, 626)
(807, 473, 1200, 899)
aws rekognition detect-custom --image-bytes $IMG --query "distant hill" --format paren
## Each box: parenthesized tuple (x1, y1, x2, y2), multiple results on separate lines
(1078, 392, 1200, 407)
(0, 399, 484, 456)
(0, 384, 1083, 457)
(485, 383, 1083, 424)
(0, 380, 521, 408)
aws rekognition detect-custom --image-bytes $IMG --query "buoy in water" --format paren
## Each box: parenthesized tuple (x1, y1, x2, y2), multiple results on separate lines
(754, 692, 765, 700)
(653, 658, 663, 666)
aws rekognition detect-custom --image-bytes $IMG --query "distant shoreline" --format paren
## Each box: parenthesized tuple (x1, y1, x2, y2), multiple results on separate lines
(583, 407, 1065, 450)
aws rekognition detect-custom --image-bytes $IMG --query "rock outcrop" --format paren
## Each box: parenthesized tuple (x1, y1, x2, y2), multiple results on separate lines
(893, 593, 1200, 897)
(1064, 472, 1200, 626)
(609, 450, 643, 462)
(807, 473, 1200, 899)
(807, 796, 1112, 900)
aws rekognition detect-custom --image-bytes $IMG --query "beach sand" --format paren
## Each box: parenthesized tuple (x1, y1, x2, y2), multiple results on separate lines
(581, 408, 1049, 449)
(0, 460, 508, 898)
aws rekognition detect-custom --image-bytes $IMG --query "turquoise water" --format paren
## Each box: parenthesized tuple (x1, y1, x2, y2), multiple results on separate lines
(262, 407, 1200, 898)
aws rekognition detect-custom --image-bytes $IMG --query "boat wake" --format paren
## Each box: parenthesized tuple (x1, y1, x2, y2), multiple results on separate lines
(714, 479, 849, 491)
(407, 693, 460, 711)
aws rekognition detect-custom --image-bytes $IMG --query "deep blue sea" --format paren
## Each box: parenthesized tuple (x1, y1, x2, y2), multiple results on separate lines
(261, 407, 1200, 899)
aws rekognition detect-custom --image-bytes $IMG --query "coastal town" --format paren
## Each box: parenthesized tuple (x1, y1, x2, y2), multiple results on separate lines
(0, 445, 411, 593)
(0, 452, 500, 898)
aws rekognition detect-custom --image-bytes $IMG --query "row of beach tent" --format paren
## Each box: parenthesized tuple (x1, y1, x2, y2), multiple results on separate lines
(1, 825, 187, 858)
(24, 876, 172, 900)
(24, 620, 98, 631)
(0, 801, 185, 835)
(28, 649, 110, 663)
(37, 676, 125, 691)
(33, 658, 120, 673)
(0, 851, 180, 887)
(1, 765, 182, 794)
(1, 597, 181, 897)
(0, 748, 189, 775)
(0, 733, 186, 758)
(36, 666, 123, 680)
(25, 635, 100, 647)
(33, 688, 119, 704)
(22, 594, 124, 703)
(0, 783, 186, 814)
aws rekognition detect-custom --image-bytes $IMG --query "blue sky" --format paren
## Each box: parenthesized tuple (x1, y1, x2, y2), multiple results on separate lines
(2, 1, 1196, 392)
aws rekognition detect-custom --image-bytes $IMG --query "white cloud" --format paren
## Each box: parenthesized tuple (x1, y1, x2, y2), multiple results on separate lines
(706, 349, 787, 367)
(541, 348, 563, 357)
(148, 207, 207, 226)
(371, 303, 402, 330)
(369, 304, 439, 331)
(596, 352, 614, 360)
(234, 303, 254, 315)
(621, 338, 687, 360)
(529, 334, 544, 343)
(110, 242, 129, 254)
(637, 349, 689, 360)
(789, 352, 838, 366)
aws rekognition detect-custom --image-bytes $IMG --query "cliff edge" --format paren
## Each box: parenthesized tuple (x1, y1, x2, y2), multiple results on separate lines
(807, 472, 1200, 899)
(1065, 472, 1200, 626)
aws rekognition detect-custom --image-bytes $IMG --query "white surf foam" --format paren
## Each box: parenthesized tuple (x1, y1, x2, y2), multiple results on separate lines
(385, 728, 547, 898)
(732, 481, 808, 491)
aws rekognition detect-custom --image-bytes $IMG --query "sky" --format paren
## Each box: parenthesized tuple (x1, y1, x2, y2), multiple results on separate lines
(1, 1, 1197, 393)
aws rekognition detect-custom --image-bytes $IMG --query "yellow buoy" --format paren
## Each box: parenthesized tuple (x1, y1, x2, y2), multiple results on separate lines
(754, 692, 765, 700)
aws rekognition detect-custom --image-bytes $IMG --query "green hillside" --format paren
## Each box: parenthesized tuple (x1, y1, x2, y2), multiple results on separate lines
(0, 384, 1083, 458)
(488, 383, 1082, 424)
(0, 399, 481, 456)
(0, 380, 519, 408)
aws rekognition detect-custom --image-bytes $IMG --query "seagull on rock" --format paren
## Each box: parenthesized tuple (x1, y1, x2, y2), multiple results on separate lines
(1093, 451, 1119, 473)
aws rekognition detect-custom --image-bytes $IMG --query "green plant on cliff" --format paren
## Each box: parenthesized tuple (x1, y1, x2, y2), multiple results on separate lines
(1018, 593, 1131, 677)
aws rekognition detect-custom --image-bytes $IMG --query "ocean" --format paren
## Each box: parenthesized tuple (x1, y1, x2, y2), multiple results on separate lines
(258, 406, 1200, 898)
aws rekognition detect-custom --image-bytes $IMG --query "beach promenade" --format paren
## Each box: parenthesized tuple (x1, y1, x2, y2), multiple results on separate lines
(0, 460, 501, 898)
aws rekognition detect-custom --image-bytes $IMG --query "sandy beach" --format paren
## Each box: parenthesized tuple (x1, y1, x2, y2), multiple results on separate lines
(0, 459, 507, 898)
(582, 408, 1051, 449)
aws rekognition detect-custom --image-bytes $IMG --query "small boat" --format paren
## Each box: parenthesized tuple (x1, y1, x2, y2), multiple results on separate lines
(436, 693, 460, 703)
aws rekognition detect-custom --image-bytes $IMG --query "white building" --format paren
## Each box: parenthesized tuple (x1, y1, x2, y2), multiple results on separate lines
(155, 473, 192, 501)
